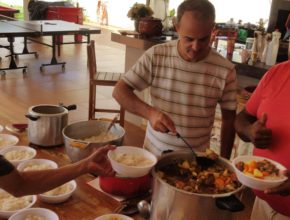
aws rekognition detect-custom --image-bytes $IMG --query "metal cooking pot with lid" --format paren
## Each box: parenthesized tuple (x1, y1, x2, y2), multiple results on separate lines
(26, 104, 77, 147)
(149, 151, 244, 220)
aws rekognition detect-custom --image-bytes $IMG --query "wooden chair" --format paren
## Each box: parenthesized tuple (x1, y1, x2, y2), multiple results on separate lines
(87, 40, 125, 126)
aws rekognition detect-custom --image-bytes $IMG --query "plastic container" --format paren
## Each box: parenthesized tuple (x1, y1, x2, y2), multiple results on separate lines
(245, 38, 254, 50)
(265, 30, 281, 66)
(261, 33, 271, 63)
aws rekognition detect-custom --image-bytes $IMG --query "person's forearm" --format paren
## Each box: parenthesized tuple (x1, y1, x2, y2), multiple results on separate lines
(235, 109, 256, 142)
(113, 80, 154, 120)
(220, 122, 235, 159)
(14, 160, 87, 196)
(220, 110, 236, 159)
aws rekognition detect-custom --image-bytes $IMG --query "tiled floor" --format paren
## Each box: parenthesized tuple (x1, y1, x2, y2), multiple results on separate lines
(0, 26, 124, 123)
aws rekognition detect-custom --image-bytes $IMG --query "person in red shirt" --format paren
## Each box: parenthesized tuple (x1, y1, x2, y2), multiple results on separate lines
(235, 60, 290, 219)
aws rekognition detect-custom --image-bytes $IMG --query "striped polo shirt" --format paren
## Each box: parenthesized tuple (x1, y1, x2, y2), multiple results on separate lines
(123, 40, 237, 155)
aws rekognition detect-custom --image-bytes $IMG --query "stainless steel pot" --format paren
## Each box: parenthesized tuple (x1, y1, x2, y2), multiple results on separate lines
(62, 120, 125, 162)
(26, 104, 76, 147)
(149, 151, 244, 220)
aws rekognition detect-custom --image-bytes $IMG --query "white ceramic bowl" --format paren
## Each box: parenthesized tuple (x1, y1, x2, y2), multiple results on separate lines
(108, 146, 157, 178)
(17, 159, 58, 172)
(0, 134, 19, 148)
(0, 189, 37, 219)
(95, 214, 133, 220)
(9, 208, 59, 220)
(232, 155, 288, 190)
(0, 146, 37, 167)
(38, 180, 77, 204)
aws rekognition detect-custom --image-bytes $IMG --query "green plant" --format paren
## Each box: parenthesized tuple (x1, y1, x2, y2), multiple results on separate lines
(127, 3, 153, 20)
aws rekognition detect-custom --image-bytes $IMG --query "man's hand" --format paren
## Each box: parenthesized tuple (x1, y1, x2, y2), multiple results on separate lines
(249, 113, 272, 149)
(148, 109, 176, 133)
(264, 170, 290, 196)
(86, 145, 116, 176)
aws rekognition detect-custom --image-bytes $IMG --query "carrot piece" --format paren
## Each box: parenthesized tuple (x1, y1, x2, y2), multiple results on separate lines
(215, 177, 225, 188)
(262, 171, 270, 177)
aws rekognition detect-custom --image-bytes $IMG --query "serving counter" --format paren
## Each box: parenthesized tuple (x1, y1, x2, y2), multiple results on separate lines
(0, 116, 146, 220)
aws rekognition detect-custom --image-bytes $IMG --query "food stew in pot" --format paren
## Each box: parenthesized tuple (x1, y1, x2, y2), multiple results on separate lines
(157, 159, 241, 194)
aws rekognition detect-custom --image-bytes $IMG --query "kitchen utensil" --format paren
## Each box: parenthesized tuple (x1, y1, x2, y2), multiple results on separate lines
(63, 120, 125, 162)
(176, 132, 216, 168)
(99, 174, 152, 197)
(232, 155, 288, 190)
(9, 208, 59, 220)
(137, 200, 151, 219)
(176, 132, 197, 159)
(26, 104, 76, 147)
(107, 146, 157, 178)
(5, 124, 27, 134)
(106, 114, 119, 134)
(149, 151, 244, 220)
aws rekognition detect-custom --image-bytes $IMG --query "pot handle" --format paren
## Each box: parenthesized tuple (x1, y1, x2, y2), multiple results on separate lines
(25, 114, 40, 121)
(215, 195, 245, 212)
(62, 104, 77, 111)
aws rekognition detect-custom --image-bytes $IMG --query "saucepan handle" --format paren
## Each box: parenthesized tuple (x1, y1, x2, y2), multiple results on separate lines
(215, 195, 245, 212)
(62, 104, 77, 111)
(25, 114, 40, 121)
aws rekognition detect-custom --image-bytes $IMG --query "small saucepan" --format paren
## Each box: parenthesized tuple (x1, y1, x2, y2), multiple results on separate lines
(26, 104, 76, 147)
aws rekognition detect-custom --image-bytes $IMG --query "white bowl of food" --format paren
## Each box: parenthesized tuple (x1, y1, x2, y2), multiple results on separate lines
(95, 214, 133, 220)
(232, 155, 288, 191)
(9, 208, 59, 220)
(17, 159, 58, 172)
(0, 134, 19, 148)
(108, 146, 157, 178)
(0, 146, 37, 167)
(38, 180, 77, 204)
(0, 189, 37, 219)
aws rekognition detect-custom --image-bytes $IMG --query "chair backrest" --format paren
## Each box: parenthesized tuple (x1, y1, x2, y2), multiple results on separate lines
(87, 40, 96, 81)
(86, 40, 125, 127)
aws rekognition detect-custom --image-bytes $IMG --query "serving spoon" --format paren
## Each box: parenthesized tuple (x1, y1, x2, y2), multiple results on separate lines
(176, 132, 217, 168)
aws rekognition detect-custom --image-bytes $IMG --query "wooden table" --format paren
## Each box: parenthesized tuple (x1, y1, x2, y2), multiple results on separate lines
(0, 117, 146, 220)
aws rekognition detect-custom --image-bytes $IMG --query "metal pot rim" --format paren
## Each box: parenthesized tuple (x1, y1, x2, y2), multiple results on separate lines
(152, 150, 244, 198)
(28, 104, 68, 117)
(62, 120, 125, 144)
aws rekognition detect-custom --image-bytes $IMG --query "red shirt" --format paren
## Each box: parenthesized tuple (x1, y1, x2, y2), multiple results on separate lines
(246, 61, 290, 216)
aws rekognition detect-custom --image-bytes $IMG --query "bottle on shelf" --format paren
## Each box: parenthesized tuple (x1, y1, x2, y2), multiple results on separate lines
(251, 32, 258, 64)
(265, 30, 281, 66)
(261, 33, 271, 63)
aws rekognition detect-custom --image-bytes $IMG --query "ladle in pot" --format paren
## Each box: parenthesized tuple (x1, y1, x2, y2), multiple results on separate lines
(105, 114, 119, 134)
(176, 132, 216, 168)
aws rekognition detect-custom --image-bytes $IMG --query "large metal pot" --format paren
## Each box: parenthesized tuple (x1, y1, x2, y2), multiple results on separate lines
(62, 120, 125, 162)
(149, 151, 244, 220)
(26, 104, 76, 147)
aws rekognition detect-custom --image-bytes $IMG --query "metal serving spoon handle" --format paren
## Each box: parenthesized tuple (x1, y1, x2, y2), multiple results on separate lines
(176, 132, 197, 159)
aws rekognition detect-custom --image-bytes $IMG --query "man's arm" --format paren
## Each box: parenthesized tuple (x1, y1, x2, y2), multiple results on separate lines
(0, 145, 115, 197)
(113, 80, 176, 133)
(220, 109, 236, 159)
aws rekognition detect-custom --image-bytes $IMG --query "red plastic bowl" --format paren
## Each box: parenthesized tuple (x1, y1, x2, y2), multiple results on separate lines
(99, 174, 152, 197)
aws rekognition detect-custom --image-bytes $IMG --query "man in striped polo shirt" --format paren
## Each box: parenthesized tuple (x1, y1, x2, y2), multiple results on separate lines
(113, 0, 237, 159)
